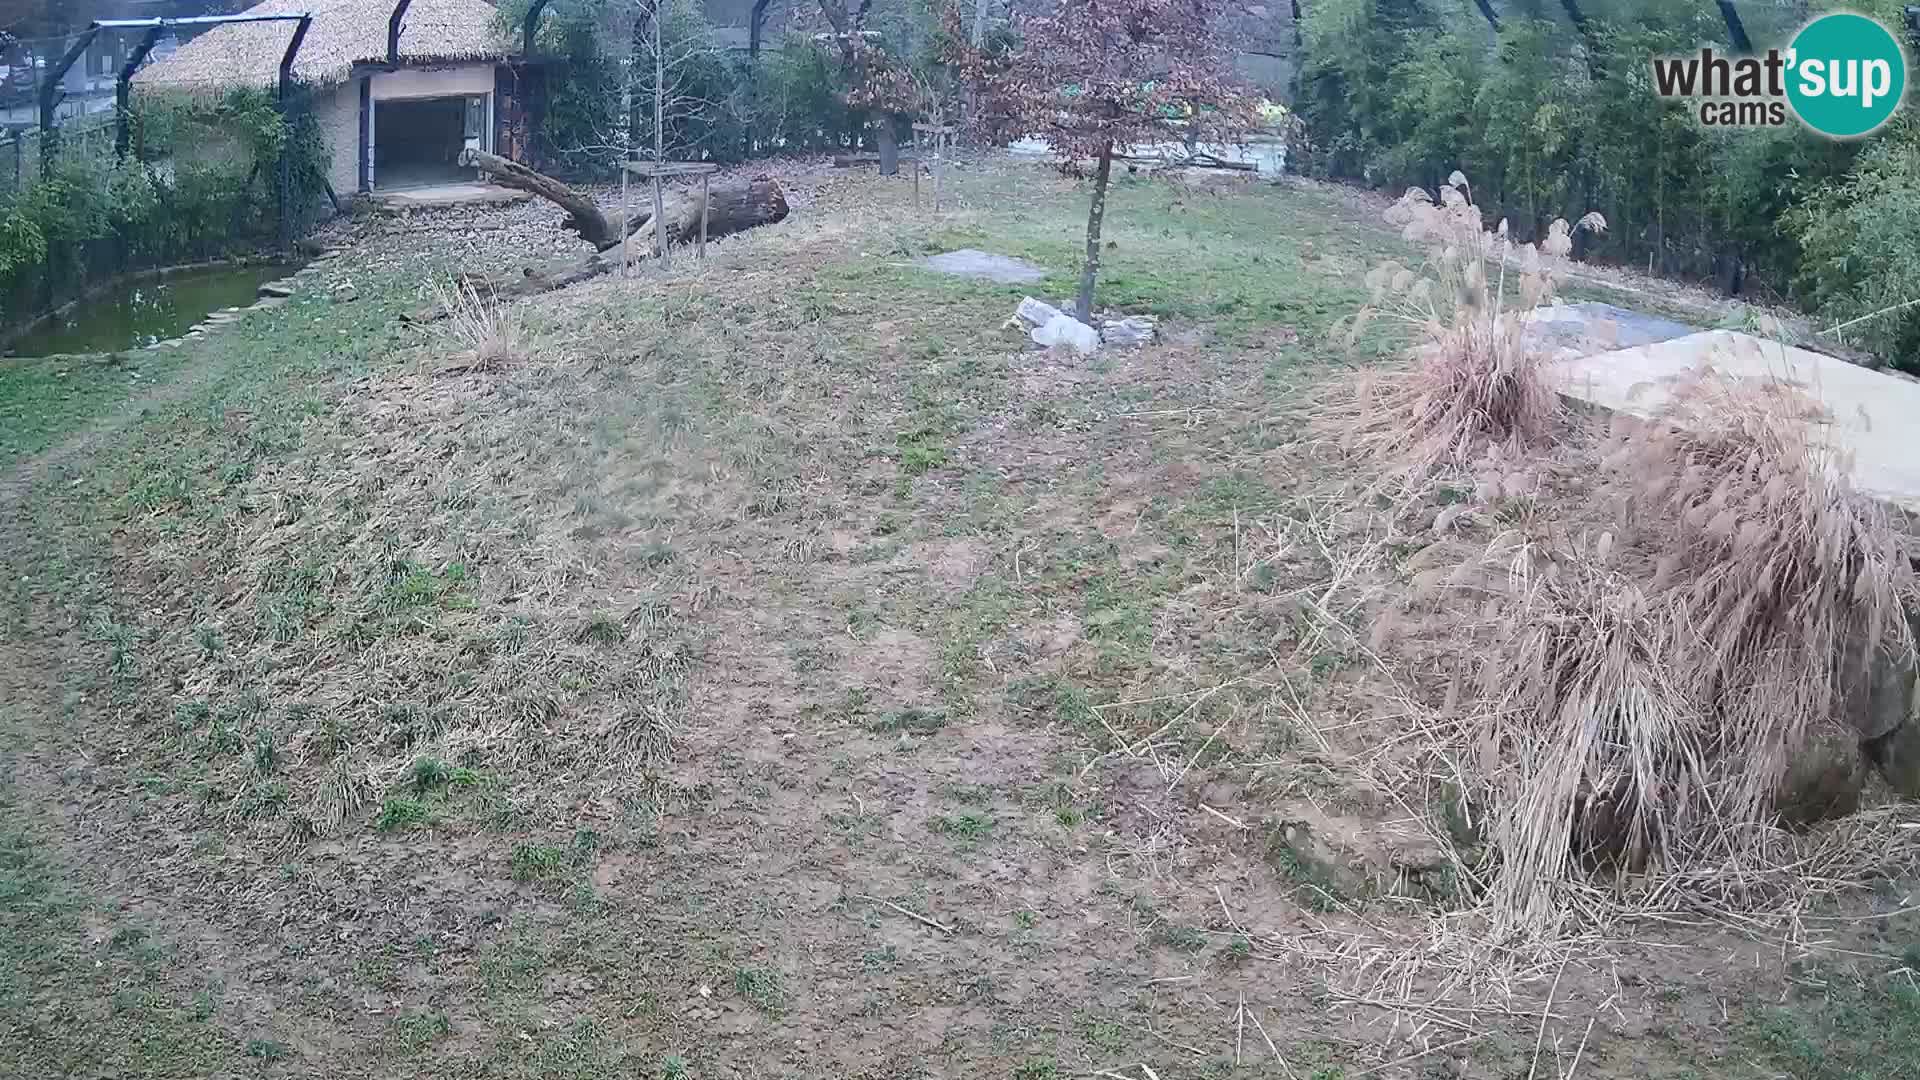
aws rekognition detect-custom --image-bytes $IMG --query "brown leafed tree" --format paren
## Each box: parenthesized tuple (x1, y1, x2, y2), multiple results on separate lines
(813, 0, 920, 175)
(951, 0, 1261, 320)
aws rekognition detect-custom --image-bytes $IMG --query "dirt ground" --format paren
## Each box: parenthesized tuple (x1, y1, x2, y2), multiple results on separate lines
(2, 157, 1916, 1080)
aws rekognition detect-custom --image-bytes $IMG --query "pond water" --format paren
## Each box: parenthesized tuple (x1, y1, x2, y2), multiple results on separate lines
(4, 263, 299, 358)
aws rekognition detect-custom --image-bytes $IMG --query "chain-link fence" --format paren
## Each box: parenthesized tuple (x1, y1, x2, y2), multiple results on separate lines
(2, 26, 327, 331)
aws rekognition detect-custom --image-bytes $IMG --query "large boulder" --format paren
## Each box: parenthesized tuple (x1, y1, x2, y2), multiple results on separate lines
(1777, 722, 1870, 826)
(1845, 607, 1920, 796)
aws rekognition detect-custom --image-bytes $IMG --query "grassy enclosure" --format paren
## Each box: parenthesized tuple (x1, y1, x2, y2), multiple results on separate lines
(2, 159, 1918, 1079)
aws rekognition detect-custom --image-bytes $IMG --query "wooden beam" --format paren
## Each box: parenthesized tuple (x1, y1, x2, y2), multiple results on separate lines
(1717, 2, 1752, 53)
(387, 0, 413, 65)
(116, 26, 165, 160)
(624, 161, 721, 178)
(37, 26, 99, 177)
(279, 14, 312, 103)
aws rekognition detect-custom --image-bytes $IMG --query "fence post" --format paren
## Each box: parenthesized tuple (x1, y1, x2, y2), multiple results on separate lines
(38, 28, 102, 180)
(277, 15, 314, 251)
(117, 26, 167, 161)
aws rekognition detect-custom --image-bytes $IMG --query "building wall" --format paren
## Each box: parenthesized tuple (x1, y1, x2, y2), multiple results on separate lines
(370, 65, 497, 101)
(315, 81, 359, 197)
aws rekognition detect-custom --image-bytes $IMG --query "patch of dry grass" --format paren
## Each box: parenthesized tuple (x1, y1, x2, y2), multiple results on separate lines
(431, 279, 530, 370)
(1302, 172, 1920, 945)
(1358, 370, 1920, 943)
(1321, 176, 1604, 490)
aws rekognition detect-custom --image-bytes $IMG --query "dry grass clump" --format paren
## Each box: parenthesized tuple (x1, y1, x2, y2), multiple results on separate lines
(1323, 173, 1605, 488)
(432, 279, 529, 369)
(1414, 367, 1918, 936)
(1600, 371, 1915, 821)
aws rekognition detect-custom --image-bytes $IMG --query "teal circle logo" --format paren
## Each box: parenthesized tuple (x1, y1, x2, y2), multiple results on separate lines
(1786, 13, 1908, 138)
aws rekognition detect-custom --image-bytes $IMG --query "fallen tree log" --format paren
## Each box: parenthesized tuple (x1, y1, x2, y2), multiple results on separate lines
(459, 149, 624, 249)
(457, 149, 789, 253)
(403, 153, 791, 318)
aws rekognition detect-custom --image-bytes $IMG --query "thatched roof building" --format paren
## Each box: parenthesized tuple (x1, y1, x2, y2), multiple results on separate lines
(134, 0, 537, 198)
(135, 0, 513, 90)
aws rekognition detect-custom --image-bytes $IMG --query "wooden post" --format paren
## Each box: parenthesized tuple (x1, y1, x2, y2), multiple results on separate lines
(652, 174, 666, 269)
(620, 162, 630, 278)
(913, 152, 920, 209)
(934, 130, 945, 213)
(622, 160, 721, 267)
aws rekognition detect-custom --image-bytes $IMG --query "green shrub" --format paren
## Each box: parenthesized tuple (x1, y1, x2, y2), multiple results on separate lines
(1786, 117, 1920, 371)
(0, 85, 327, 324)
(1293, 1, 1916, 368)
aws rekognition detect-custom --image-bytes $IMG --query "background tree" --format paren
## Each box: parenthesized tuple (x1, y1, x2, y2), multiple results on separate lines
(503, 0, 739, 175)
(954, 0, 1261, 320)
(810, 0, 935, 175)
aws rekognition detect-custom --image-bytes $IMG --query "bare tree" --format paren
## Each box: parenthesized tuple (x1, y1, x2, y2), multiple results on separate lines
(547, 0, 730, 173)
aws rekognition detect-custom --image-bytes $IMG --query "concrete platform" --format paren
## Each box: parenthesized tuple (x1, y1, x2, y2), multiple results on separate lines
(372, 183, 533, 210)
(1550, 330, 1920, 514)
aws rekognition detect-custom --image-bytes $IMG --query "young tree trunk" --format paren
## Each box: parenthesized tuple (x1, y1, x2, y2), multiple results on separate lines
(876, 115, 899, 176)
(746, 0, 772, 156)
(1075, 140, 1114, 323)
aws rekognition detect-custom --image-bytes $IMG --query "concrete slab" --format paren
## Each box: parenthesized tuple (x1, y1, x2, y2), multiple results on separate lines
(1550, 330, 1920, 514)
(373, 184, 533, 210)
(920, 249, 1047, 284)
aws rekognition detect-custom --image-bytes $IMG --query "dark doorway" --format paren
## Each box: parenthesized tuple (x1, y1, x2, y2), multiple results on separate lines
(374, 96, 471, 189)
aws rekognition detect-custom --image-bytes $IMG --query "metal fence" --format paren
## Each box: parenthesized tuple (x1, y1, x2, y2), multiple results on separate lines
(3, 19, 326, 329)
(0, 117, 120, 197)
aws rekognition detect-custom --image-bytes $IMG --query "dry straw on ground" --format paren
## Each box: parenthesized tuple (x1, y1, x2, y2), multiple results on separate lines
(1319, 174, 1920, 945)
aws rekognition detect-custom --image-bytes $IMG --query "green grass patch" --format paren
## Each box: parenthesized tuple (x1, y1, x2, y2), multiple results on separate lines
(929, 811, 995, 848)
(733, 966, 787, 1015)
(1742, 970, 1920, 1080)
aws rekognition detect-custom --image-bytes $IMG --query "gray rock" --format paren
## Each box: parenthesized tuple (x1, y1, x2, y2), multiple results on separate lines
(921, 249, 1047, 284)
(258, 281, 295, 299)
(1777, 723, 1867, 826)
(1840, 608, 1917, 741)
(332, 283, 359, 303)
(1014, 296, 1062, 326)
(1101, 314, 1158, 347)
(1867, 719, 1920, 797)
(1030, 313, 1099, 355)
